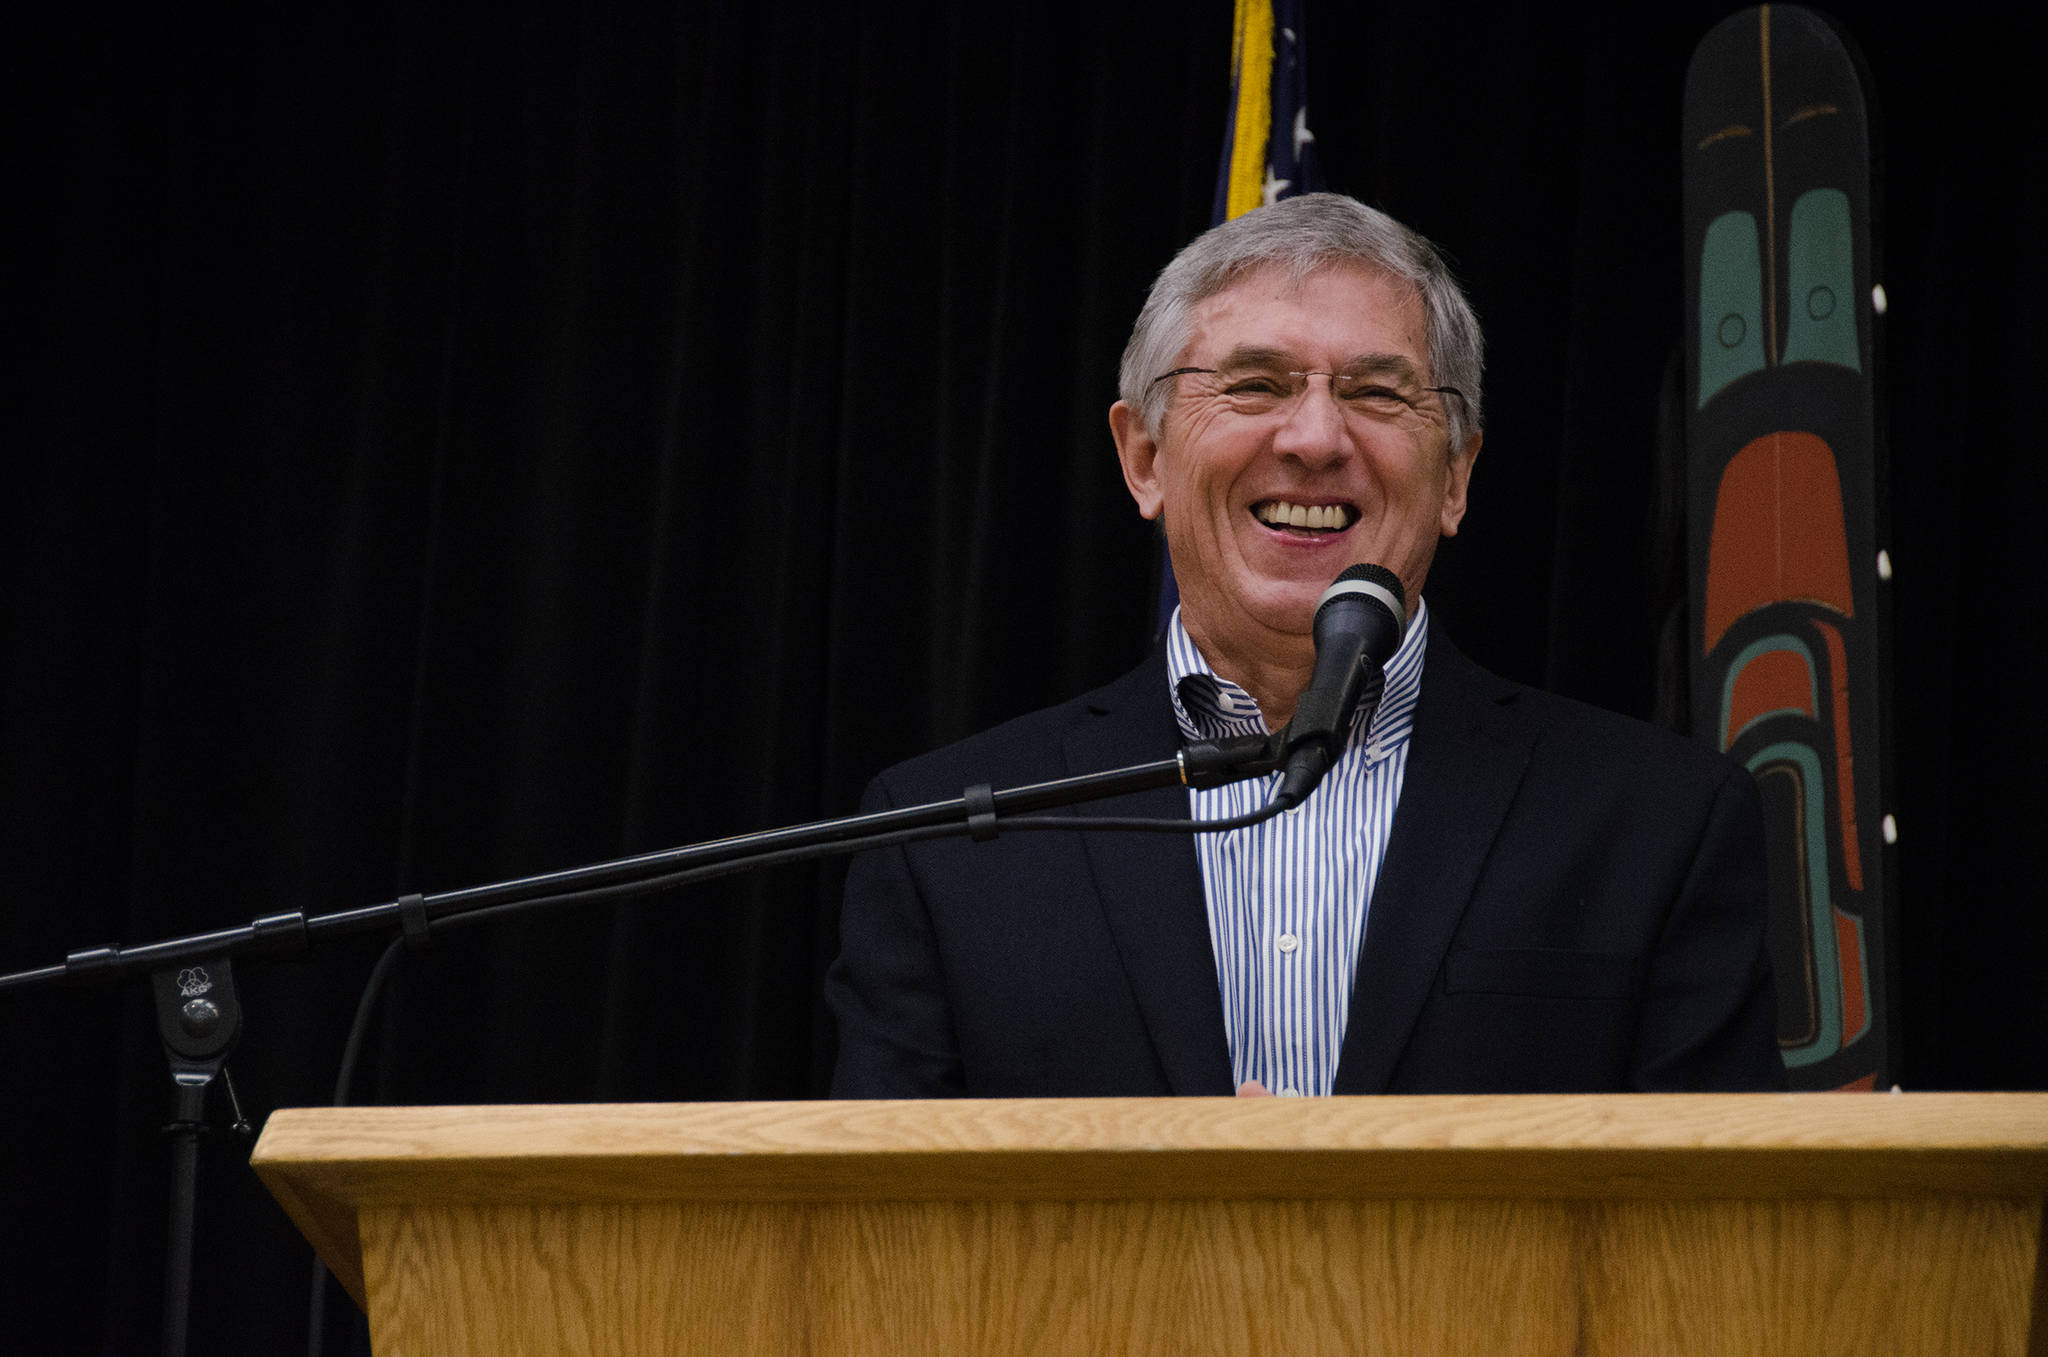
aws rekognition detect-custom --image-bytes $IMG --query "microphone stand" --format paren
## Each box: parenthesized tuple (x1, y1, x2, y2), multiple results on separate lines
(0, 732, 1280, 1357)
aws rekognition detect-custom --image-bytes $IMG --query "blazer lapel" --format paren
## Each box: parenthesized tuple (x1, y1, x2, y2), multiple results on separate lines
(1333, 626, 1536, 1093)
(1062, 652, 1235, 1095)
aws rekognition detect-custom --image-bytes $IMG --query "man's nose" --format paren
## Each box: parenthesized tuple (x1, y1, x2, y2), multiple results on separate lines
(1271, 374, 1351, 463)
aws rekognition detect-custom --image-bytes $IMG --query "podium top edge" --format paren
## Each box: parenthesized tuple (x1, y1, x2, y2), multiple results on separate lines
(253, 1092, 2048, 1164)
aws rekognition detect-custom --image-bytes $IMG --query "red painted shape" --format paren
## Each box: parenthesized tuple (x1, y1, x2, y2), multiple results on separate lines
(1814, 619, 1864, 892)
(1723, 647, 1816, 746)
(1702, 432, 1855, 654)
(1836, 1072, 1878, 1092)
(1834, 905, 1868, 1043)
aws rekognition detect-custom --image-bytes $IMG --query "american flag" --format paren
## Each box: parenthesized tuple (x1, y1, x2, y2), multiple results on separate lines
(1215, 0, 1325, 223)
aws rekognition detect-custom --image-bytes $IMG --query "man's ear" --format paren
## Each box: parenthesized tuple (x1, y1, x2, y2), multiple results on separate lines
(1439, 429, 1481, 537)
(1109, 400, 1164, 520)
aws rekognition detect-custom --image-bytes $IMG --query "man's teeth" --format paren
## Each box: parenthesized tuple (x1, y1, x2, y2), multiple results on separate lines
(1256, 501, 1353, 531)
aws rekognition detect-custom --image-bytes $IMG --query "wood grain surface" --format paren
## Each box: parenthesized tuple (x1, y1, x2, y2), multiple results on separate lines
(356, 1196, 2039, 1355)
(250, 1094, 2048, 1354)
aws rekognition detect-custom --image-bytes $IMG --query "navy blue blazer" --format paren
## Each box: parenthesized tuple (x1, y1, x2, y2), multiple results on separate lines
(827, 625, 1783, 1096)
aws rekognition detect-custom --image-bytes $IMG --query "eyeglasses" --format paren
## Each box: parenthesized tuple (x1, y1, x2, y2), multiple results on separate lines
(1150, 363, 1466, 422)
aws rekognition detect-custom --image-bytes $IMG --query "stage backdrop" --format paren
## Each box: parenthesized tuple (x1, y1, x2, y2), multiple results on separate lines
(6, 3, 2042, 1352)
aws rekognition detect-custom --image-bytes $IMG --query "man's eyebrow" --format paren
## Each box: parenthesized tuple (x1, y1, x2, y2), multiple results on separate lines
(1339, 352, 1425, 381)
(1212, 345, 1296, 369)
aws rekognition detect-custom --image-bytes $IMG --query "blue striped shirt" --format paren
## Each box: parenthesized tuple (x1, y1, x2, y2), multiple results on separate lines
(1165, 600, 1429, 1097)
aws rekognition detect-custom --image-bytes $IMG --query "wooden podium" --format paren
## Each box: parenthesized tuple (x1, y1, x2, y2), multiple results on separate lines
(253, 1093, 2048, 1355)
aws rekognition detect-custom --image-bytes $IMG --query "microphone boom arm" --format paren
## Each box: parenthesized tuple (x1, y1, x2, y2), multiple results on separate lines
(0, 733, 1284, 995)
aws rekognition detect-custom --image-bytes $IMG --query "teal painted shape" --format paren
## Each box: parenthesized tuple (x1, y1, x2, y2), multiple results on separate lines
(1750, 740, 1842, 1066)
(1782, 188, 1860, 370)
(1718, 635, 1820, 750)
(1697, 211, 1767, 406)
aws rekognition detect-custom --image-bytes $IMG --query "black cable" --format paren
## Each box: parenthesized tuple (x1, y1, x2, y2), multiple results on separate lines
(304, 1243, 331, 1357)
(301, 787, 1284, 1356)
(994, 804, 1286, 834)
(308, 933, 404, 1357)
(326, 796, 1287, 1113)
(332, 937, 405, 1109)
(428, 800, 1292, 938)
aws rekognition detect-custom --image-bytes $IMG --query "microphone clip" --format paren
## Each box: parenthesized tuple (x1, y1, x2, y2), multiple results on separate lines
(1177, 734, 1283, 789)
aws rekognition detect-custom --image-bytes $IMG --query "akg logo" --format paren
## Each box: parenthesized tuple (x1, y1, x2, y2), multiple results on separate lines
(176, 967, 213, 998)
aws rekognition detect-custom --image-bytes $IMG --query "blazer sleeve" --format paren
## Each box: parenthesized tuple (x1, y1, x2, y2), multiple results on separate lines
(824, 775, 967, 1097)
(1631, 759, 1787, 1091)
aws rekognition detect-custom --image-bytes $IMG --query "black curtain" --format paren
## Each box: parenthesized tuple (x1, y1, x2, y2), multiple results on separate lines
(6, 3, 2040, 1351)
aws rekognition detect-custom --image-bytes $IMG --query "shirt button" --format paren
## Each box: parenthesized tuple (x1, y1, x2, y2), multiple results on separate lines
(1279, 1086, 1301, 1097)
(1277, 932, 1299, 954)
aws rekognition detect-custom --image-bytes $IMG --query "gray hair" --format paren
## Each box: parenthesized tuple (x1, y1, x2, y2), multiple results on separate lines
(1118, 193, 1484, 453)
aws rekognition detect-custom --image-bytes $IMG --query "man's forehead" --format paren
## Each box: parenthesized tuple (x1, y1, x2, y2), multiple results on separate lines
(1185, 260, 1427, 359)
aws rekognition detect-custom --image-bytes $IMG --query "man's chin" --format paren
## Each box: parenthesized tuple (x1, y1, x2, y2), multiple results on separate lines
(1230, 579, 1326, 638)
(1238, 540, 1376, 598)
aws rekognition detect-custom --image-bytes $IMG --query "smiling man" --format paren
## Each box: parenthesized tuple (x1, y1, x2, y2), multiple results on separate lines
(828, 194, 1782, 1098)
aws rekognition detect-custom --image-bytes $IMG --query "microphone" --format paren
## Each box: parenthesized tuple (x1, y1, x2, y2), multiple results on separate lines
(1273, 564, 1406, 809)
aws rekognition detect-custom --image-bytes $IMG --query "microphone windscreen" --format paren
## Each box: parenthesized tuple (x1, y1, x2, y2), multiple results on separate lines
(1315, 564, 1405, 643)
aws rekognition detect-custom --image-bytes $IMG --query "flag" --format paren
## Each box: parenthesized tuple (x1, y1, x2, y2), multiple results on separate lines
(1215, 0, 1324, 225)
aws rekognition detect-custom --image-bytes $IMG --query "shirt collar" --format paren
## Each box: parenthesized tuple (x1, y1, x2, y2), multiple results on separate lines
(1165, 597, 1430, 744)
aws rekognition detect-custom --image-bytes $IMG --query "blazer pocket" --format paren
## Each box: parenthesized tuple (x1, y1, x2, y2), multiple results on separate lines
(1444, 946, 1636, 1000)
